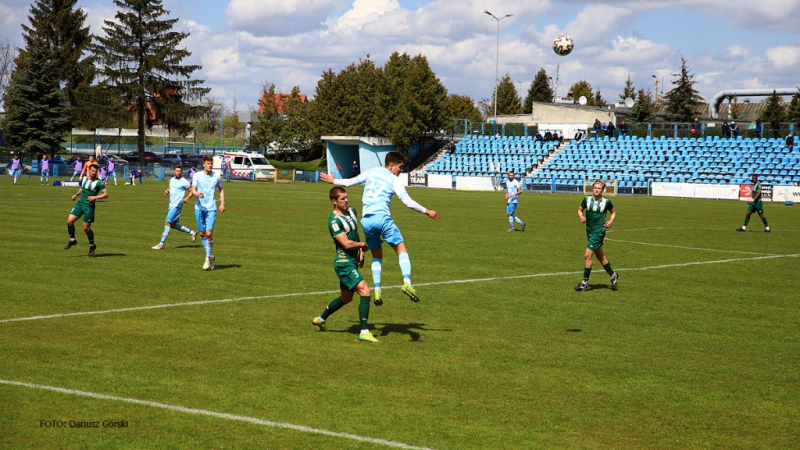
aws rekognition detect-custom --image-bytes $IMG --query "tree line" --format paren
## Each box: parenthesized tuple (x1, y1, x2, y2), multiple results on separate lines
(2, 1, 799, 162)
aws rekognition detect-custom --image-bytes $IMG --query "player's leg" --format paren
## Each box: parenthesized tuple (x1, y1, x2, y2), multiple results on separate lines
(361, 215, 384, 304)
(195, 210, 211, 269)
(507, 203, 516, 231)
(575, 247, 595, 291)
(738, 205, 755, 231)
(595, 248, 618, 290)
(65, 214, 80, 249)
(383, 218, 419, 302)
(354, 280, 377, 342)
(82, 208, 97, 257)
(757, 208, 770, 232)
(203, 212, 217, 269)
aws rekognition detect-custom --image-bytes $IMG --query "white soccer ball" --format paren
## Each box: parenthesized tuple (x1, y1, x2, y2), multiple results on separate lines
(553, 34, 574, 56)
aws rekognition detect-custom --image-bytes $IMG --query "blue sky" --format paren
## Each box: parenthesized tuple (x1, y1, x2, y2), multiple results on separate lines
(2, 0, 799, 114)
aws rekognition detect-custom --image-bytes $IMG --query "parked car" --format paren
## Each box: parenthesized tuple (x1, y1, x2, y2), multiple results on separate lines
(50, 156, 70, 165)
(162, 153, 189, 166)
(184, 154, 207, 168)
(125, 151, 162, 164)
(98, 155, 128, 167)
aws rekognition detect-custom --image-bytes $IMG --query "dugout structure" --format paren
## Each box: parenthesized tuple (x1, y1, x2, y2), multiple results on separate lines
(322, 136, 396, 178)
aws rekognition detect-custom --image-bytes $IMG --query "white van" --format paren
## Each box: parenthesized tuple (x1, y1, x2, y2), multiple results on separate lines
(213, 152, 275, 181)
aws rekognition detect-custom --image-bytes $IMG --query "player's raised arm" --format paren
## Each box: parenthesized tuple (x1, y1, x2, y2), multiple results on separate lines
(322, 171, 366, 187)
(394, 177, 440, 221)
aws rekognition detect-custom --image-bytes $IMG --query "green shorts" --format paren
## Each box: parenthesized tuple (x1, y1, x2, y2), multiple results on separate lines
(746, 200, 764, 214)
(586, 229, 606, 251)
(334, 260, 364, 291)
(70, 202, 96, 224)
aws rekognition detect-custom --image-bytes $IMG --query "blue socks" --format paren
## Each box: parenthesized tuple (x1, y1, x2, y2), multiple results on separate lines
(160, 225, 171, 243)
(399, 252, 411, 283)
(371, 258, 382, 290)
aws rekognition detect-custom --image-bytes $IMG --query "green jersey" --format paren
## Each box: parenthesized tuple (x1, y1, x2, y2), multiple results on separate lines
(78, 176, 105, 207)
(581, 196, 614, 232)
(752, 181, 762, 201)
(328, 207, 361, 264)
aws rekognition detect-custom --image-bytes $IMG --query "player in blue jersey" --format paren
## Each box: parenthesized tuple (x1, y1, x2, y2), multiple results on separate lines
(191, 156, 225, 270)
(152, 165, 198, 249)
(505, 170, 526, 232)
(320, 151, 439, 305)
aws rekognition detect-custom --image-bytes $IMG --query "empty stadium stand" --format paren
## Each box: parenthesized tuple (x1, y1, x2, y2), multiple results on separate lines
(421, 135, 800, 188)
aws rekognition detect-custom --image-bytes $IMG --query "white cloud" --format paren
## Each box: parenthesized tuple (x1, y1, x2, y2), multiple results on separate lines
(765, 45, 800, 70)
(226, 0, 346, 36)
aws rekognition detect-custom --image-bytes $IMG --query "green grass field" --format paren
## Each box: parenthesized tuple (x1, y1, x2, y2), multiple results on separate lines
(1, 177, 798, 449)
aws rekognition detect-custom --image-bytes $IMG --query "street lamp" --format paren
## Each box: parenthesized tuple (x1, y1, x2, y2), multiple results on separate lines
(651, 75, 657, 105)
(485, 9, 513, 130)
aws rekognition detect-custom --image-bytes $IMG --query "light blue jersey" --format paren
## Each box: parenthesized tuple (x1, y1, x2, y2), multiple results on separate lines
(169, 177, 191, 208)
(192, 171, 223, 211)
(506, 179, 521, 204)
(357, 167, 409, 216)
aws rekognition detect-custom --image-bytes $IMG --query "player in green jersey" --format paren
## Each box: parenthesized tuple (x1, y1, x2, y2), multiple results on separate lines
(575, 181, 619, 291)
(736, 174, 771, 232)
(65, 164, 108, 257)
(313, 187, 378, 342)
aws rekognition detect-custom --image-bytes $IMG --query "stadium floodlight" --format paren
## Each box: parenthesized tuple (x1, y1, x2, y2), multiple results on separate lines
(485, 10, 513, 131)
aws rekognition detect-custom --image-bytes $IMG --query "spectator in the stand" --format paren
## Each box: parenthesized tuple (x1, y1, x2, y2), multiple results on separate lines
(754, 118, 762, 139)
(785, 134, 795, 149)
(730, 121, 739, 139)
(722, 120, 731, 139)
(544, 129, 553, 142)
(534, 131, 544, 142)
(601, 122, 608, 137)
(606, 121, 615, 138)
(690, 118, 701, 138)
(593, 119, 602, 139)
(771, 118, 780, 139)
(618, 121, 628, 138)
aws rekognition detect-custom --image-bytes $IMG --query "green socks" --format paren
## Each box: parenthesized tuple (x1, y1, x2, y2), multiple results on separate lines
(583, 268, 591, 281)
(321, 296, 344, 320)
(602, 262, 614, 276)
(359, 296, 370, 331)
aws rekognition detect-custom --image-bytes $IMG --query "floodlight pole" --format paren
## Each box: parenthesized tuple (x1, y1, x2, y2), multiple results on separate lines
(652, 75, 658, 106)
(485, 10, 513, 133)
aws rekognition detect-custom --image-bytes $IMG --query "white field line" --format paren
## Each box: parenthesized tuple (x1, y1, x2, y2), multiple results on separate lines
(1, 253, 797, 325)
(0, 379, 434, 450)
(605, 238, 778, 256)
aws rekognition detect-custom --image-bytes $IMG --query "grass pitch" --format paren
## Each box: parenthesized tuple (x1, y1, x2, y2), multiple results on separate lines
(0, 178, 798, 449)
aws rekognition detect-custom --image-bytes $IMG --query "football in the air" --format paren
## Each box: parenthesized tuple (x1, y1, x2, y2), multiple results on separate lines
(553, 34, 574, 56)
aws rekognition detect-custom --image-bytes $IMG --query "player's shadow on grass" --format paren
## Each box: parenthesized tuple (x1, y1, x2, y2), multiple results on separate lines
(85, 253, 126, 258)
(582, 284, 613, 291)
(339, 322, 452, 342)
(210, 264, 241, 270)
(175, 245, 202, 249)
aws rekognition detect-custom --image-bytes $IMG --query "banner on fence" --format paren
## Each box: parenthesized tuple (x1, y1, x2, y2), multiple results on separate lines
(773, 185, 800, 202)
(651, 182, 694, 197)
(694, 184, 739, 200)
(455, 176, 495, 191)
(408, 173, 428, 188)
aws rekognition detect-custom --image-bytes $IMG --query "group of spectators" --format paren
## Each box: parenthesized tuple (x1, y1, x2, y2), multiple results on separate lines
(593, 119, 628, 139)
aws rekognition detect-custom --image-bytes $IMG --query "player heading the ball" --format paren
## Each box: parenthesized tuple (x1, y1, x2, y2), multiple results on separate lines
(320, 151, 439, 306)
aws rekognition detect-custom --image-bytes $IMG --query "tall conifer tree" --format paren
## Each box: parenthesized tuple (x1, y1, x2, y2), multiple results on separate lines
(3, 45, 71, 156)
(664, 57, 703, 122)
(93, 0, 208, 160)
(523, 68, 554, 112)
